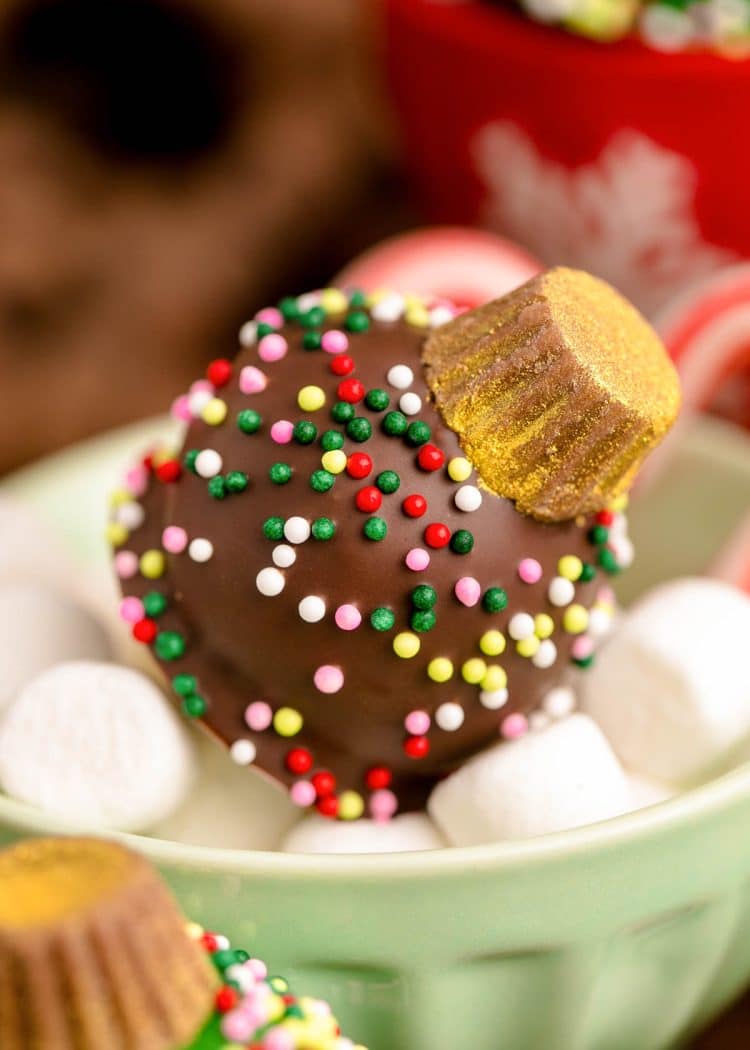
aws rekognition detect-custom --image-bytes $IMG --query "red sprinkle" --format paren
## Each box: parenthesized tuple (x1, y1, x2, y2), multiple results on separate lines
(201, 932, 219, 952)
(402, 494, 427, 518)
(133, 618, 158, 644)
(346, 453, 372, 479)
(596, 509, 615, 526)
(355, 486, 382, 512)
(206, 358, 233, 388)
(404, 736, 430, 760)
(215, 986, 238, 1013)
(286, 747, 314, 775)
(156, 459, 182, 484)
(330, 354, 355, 377)
(366, 766, 392, 790)
(311, 771, 337, 798)
(317, 795, 339, 819)
(417, 444, 445, 472)
(424, 522, 450, 548)
(337, 378, 365, 403)
(142, 453, 154, 472)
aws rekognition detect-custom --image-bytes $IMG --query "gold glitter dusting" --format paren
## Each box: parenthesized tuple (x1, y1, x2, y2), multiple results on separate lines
(423, 267, 681, 522)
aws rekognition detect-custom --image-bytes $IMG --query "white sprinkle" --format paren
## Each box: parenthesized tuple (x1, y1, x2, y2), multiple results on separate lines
(189, 538, 214, 563)
(284, 516, 311, 544)
(454, 485, 482, 513)
(532, 639, 558, 669)
(548, 576, 575, 607)
(435, 702, 465, 732)
(195, 449, 223, 479)
(239, 320, 258, 347)
(296, 291, 321, 313)
(610, 536, 634, 569)
(272, 544, 297, 568)
(213, 934, 231, 950)
(256, 566, 285, 596)
(298, 595, 326, 623)
(387, 364, 414, 390)
(479, 688, 509, 711)
(230, 739, 257, 765)
(542, 686, 576, 719)
(429, 304, 455, 328)
(588, 607, 613, 638)
(371, 294, 405, 323)
(225, 964, 255, 993)
(529, 711, 551, 732)
(399, 392, 422, 416)
(188, 389, 213, 417)
(116, 501, 145, 530)
(508, 612, 535, 641)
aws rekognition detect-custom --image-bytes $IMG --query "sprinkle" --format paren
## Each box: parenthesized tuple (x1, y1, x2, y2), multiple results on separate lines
(335, 604, 361, 630)
(454, 576, 481, 607)
(363, 517, 387, 541)
(589, 525, 609, 546)
(183, 449, 199, 473)
(365, 388, 390, 411)
(533, 639, 558, 668)
(404, 736, 430, 759)
(256, 567, 285, 596)
(274, 708, 303, 737)
(290, 781, 317, 807)
(482, 665, 507, 691)
(201, 398, 228, 426)
(302, 330, 321, 351)
(450, 529, 474, 554)
(370, 788, 398, 821)
(427, 657, 453, 682)
(338, 791, 365, 821)
(245, 701, 273, 731)
(371, 293, 405, 322)
(518, 558, 543, 584)
(534, 613, 555, 638)
(258, 334, 288, 362)
(345, 310, 370, 332)
(143, 592, 168, 617)
(284, 517, 311, 544)
(331, 401, 355, 423)
(417, 444, 445, 472)
(314, 665, 344, 694)
(370, 607, 395, 631)
(346, 452, 372, 479)
(447, 457, 472, 482)
(226, 471, 248, 493)
(263, 517, 285, 540)
(412, 584, 437, 609)
(387, 364, 414, 389)
(508, 612, 535, 640)
(548, 576, 575, 607)
(346, 417, 372, 442)
(393, 632, 420, 658)
(297, 386, 326, 412)
(376, 470, 400, 494)
(406, 420, 431, 446)
(293, 420, 318, 445)
(188, 389, 213, 417)
(310, 469, 335, 492)
(208, 476, 227, 500)
(404, 710, 430, 735)
(298, 596, 326, 623)
(382, 410, 408, 436)
(115, 551, 138, 579)
(120, 597, 144, 623)
(181, 695, 206, 718)
(320, 429, 345, 451)
(238, 365, 267, 395)
(338, 378, 365, 403)
(188, 538, 213, 563)
(479, 688, 509, 710)
(286, 747, 313, 775)
(230, 739, 256, 766)
(558, 555, 583, 581)
(140, 550, 166, 579)
(124, 465, 149, 497)
(269, 462, 292, 485)
(543, 686, 575, 719)
(311, 517, 336, 540)
(462, 658, 487, 684)
(405, 547, 430, 571)
(399, 392, 422, 415)
(206, 358, 232, 387)
(598, 547, 622, 574)
(255, 306, 283, 327)
(482, 587, 508, 613)
(114, 503, 144, 531)
(436, 702, 464, 732)
(355, 486, 381, 512)
(195, 449, 223, 478)
(366, 766, 392, 791)
(154, 631, 185, 661)
(237, 409, 262, 434)
(429, 303, 456, 326)
(479, 629, 506, 655)
(155, 460, 181, 485)
(171, 395, 192, 421)
(563, 604, 589, 634)
(270, 420, 294, 445)
(501, 713, 529, 740)
(516, 635, 540, 658)
(239, 320, 258, 346)
(330, 354, 354, 376)
(321, 449, 347, 474)
(405, 303, 430, 327)
(411, 609, 436, 632)
(402, 494, 427, 518)
(424, 522, 450, 548)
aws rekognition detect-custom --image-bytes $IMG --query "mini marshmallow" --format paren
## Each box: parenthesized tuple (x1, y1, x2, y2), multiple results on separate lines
(580, 578, 750, 785)
(154, 734, 299, 851)
(282, 813, 445, 854)
(0, 661, 195, 831)
(428, 713, 631, 845)
(0, 583, 110, 715)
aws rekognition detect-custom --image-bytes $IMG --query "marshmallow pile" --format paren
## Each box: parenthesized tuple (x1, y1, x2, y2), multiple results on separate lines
(2, 495, 750, 855)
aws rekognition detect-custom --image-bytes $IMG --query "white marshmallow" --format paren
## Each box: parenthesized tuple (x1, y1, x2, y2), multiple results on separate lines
(282, 812, 445, 854)
(0, 661, 195, 831)
(0, 583, 110, 715)
(154, 734, 299, 851)
(580, 578, 750, 785)
(428, 714, 631, 845)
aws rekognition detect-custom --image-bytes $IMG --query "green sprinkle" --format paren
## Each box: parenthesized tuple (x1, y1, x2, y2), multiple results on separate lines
(184, 449, 199, 473)
(310, 469, 335, 493)
(483, 587, 508, 613)
(346, 417, 372, 443)
(589, 524, 609, 546)
(226, 471, 248, 493)
(411, 609, 437, 633)
(269, 976, 289, 995)
(301, 306, 326, 328)
(365, 388, 390, 411)
(182, 694, 206, 718)
(375, 470, 400, 494)
(312, 516, 336, 540)
(237, 409, 262, 434)
(155, 631, 186, 661)
(370, 607, 395, 631)
(293, 420, 318, 444)
(363, 516, 387, 541)
(269, 463, 292, 485)
(572, 654, 595, 669)
(579, 562, 596, 582)
(234, 950, 250, 964)
(263, 516, 285, 540)
(411, 584, 437, 610)
(332, 401, 355, 423)
(406, 420, 431, 446)
(345, 310, 370, 332)
(284, 1005, 305, 1021)
(172, 673, 197, 697)
(450, 529, 474, 554)
(256, 321, 277, 338)
(349, 289, 367, 307)
(302, 330, 322, 351)
(212, 949, 238, 970)
(278, 296, 300, 321)
(143, 592, 168, 618)
(598, 547, 621, 574)
(208, 476, 227, 500)
(382, 411, 408, 436)
(320, 429, 344, 452)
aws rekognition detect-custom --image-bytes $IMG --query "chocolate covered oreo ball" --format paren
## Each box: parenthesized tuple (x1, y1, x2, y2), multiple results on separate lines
(110, 268, 680, 818)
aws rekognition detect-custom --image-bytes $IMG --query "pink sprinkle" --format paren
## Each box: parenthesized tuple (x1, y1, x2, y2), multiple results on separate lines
(571, 635, 594, 660)
(263, 1029, 295, 1050)
(245, 701, 273, 732)
(597, 585, 616, 606)
(239, 365, 268, 394)
(162, 525, 188, 554)
(114, 551, 138, 579)
(248, 958, 268, 980)
(124, 465, 148, 498)
(405, 547, 430, 572)
(518, 558, 543, 584)
(314, 665, 344, 694)
(290, 780, 317, 807)
(321, 329, 349, 354)
(258, 334, 288, 363)
(255, 306, 283, 328)
(270, 420, 294, 444)
(221, 1011, 255, 1044)
(190, 378, 214, 395)
(454, 576, 481, 607)
(171, 395, 192, 422)
(501, 713, 529, 740)
(119, 596, 144, 623)
(370, 789, 397, 822)
(334, 604, 361, 631)
(404, 710, 430, 736)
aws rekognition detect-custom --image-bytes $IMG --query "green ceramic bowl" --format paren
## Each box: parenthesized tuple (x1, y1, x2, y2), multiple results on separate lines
(2, 416, 750, 1050)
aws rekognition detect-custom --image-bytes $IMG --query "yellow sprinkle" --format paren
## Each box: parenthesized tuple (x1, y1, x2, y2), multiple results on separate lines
(139, 550, 165, 578)
(273, 707, 303, 737)
(479, 629, 506, 656)
(106, 522, 128, 547)
(185, 921, 204, 940)
(109, 488, 131, 508)
(320, 287, 348, 314)
(611, 493, 629, 511)
(516, 636, 540, 658)
(563, 604, 589, 634)
(481, 665, 507, 692)
(267, 994, 285, 1023)
(447, 457, 472, 482)
(405, 304, 430, 328)
(366, 287, 391, 306)
(534, 613, 555, 639)
(321, 449, 347, 474)
(338, 791, 365, 821)
(462, 658, 487, 684)
(558, 555, 583, 581)
(427, 657, 454, 683)
(298, 385, 326, 412)
(201, 398, 228, 426)
(393, 632, 420, 659)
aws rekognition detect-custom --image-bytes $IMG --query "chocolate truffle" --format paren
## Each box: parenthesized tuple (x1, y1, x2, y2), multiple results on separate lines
(110, 270, 679, 818)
